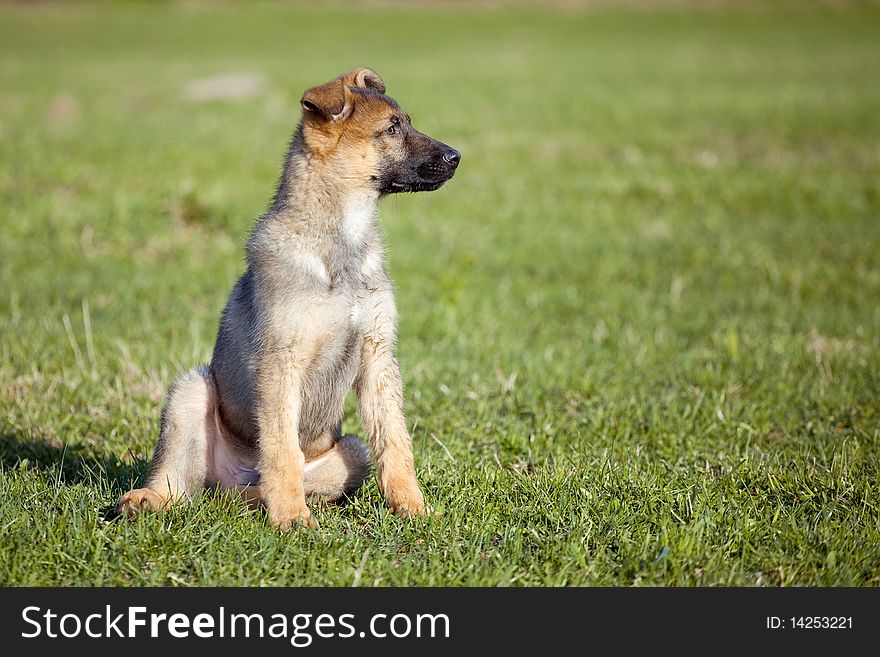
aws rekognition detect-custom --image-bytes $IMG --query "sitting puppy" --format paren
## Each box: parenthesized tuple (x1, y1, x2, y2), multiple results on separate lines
(118, 68, 460, 530)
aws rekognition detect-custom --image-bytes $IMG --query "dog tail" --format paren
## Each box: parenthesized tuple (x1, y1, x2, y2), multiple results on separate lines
(304, 435, 372, 502)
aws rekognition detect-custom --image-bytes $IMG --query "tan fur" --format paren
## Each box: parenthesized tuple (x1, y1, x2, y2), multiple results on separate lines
(117, 68, 460, 530)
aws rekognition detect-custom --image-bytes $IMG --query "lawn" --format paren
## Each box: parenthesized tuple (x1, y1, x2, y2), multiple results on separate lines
(0, 0, 878, 586)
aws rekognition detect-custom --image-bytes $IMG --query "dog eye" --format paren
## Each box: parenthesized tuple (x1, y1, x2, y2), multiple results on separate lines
(385, 125, 397, 135)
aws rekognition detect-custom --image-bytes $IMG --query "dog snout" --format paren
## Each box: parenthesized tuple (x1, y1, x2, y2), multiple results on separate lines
(442, 147, 461, 169)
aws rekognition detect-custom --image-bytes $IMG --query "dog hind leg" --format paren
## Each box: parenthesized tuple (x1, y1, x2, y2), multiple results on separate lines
(304, 434, 372, 502)
(117, 366, 217, 515)
(235, 434, 371, 508)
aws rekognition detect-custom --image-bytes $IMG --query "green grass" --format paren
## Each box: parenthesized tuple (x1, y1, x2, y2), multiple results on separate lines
(1, 0, 879, 586)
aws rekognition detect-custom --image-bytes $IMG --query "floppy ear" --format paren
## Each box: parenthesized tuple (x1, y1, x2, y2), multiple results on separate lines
(346, 67, 385, 94)
(300, 78, 350, 122)
(300, 68, 386, 122)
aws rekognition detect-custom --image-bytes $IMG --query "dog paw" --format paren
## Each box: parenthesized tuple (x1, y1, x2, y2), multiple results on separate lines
(269, 502, 318, 531)
(117, 488, 168, 516)
(386, 486, 427, 520)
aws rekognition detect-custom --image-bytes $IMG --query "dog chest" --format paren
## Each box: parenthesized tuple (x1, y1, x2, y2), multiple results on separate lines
(341, 191, 378, 247)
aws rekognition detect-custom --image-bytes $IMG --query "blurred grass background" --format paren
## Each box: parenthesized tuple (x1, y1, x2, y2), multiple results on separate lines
(0, 0, 878, 585)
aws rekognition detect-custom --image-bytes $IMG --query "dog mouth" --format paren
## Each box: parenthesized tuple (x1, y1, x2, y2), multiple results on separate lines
(387, 178, 449, 193)
(381, 164, 457, 194)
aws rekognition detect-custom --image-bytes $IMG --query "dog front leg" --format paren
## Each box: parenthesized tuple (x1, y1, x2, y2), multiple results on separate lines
(356, 335, 425, 518)
(256, 356, 315, 530)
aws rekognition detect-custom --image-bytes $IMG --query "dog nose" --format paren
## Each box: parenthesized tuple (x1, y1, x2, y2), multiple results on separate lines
(442, 148, 461, 168)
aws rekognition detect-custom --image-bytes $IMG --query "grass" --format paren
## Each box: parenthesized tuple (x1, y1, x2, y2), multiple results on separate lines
(1, 0, 878, 587)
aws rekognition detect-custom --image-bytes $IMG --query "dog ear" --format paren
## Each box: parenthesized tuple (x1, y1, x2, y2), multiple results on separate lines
(346, 67, 385, 94)
(300, 68, 386, 123)
(301, 78, 350, 122)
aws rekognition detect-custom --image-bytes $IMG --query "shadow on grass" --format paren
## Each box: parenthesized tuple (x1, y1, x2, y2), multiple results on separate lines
(0, 431, 148, 520)
(0, 432, 357, 524)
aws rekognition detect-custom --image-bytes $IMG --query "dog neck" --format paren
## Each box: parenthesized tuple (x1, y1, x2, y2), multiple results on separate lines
(339, 189, 379, 248)
(267, 135, 380, 246)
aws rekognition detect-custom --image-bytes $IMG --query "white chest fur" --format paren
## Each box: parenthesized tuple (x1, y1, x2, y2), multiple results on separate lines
(341, 191, 378, 247)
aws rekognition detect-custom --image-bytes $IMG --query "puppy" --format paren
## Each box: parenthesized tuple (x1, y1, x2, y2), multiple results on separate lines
(118, 68, 460, 529)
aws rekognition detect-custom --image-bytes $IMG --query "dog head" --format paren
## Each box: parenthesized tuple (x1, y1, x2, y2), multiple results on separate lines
(299, 68, 460, 194)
